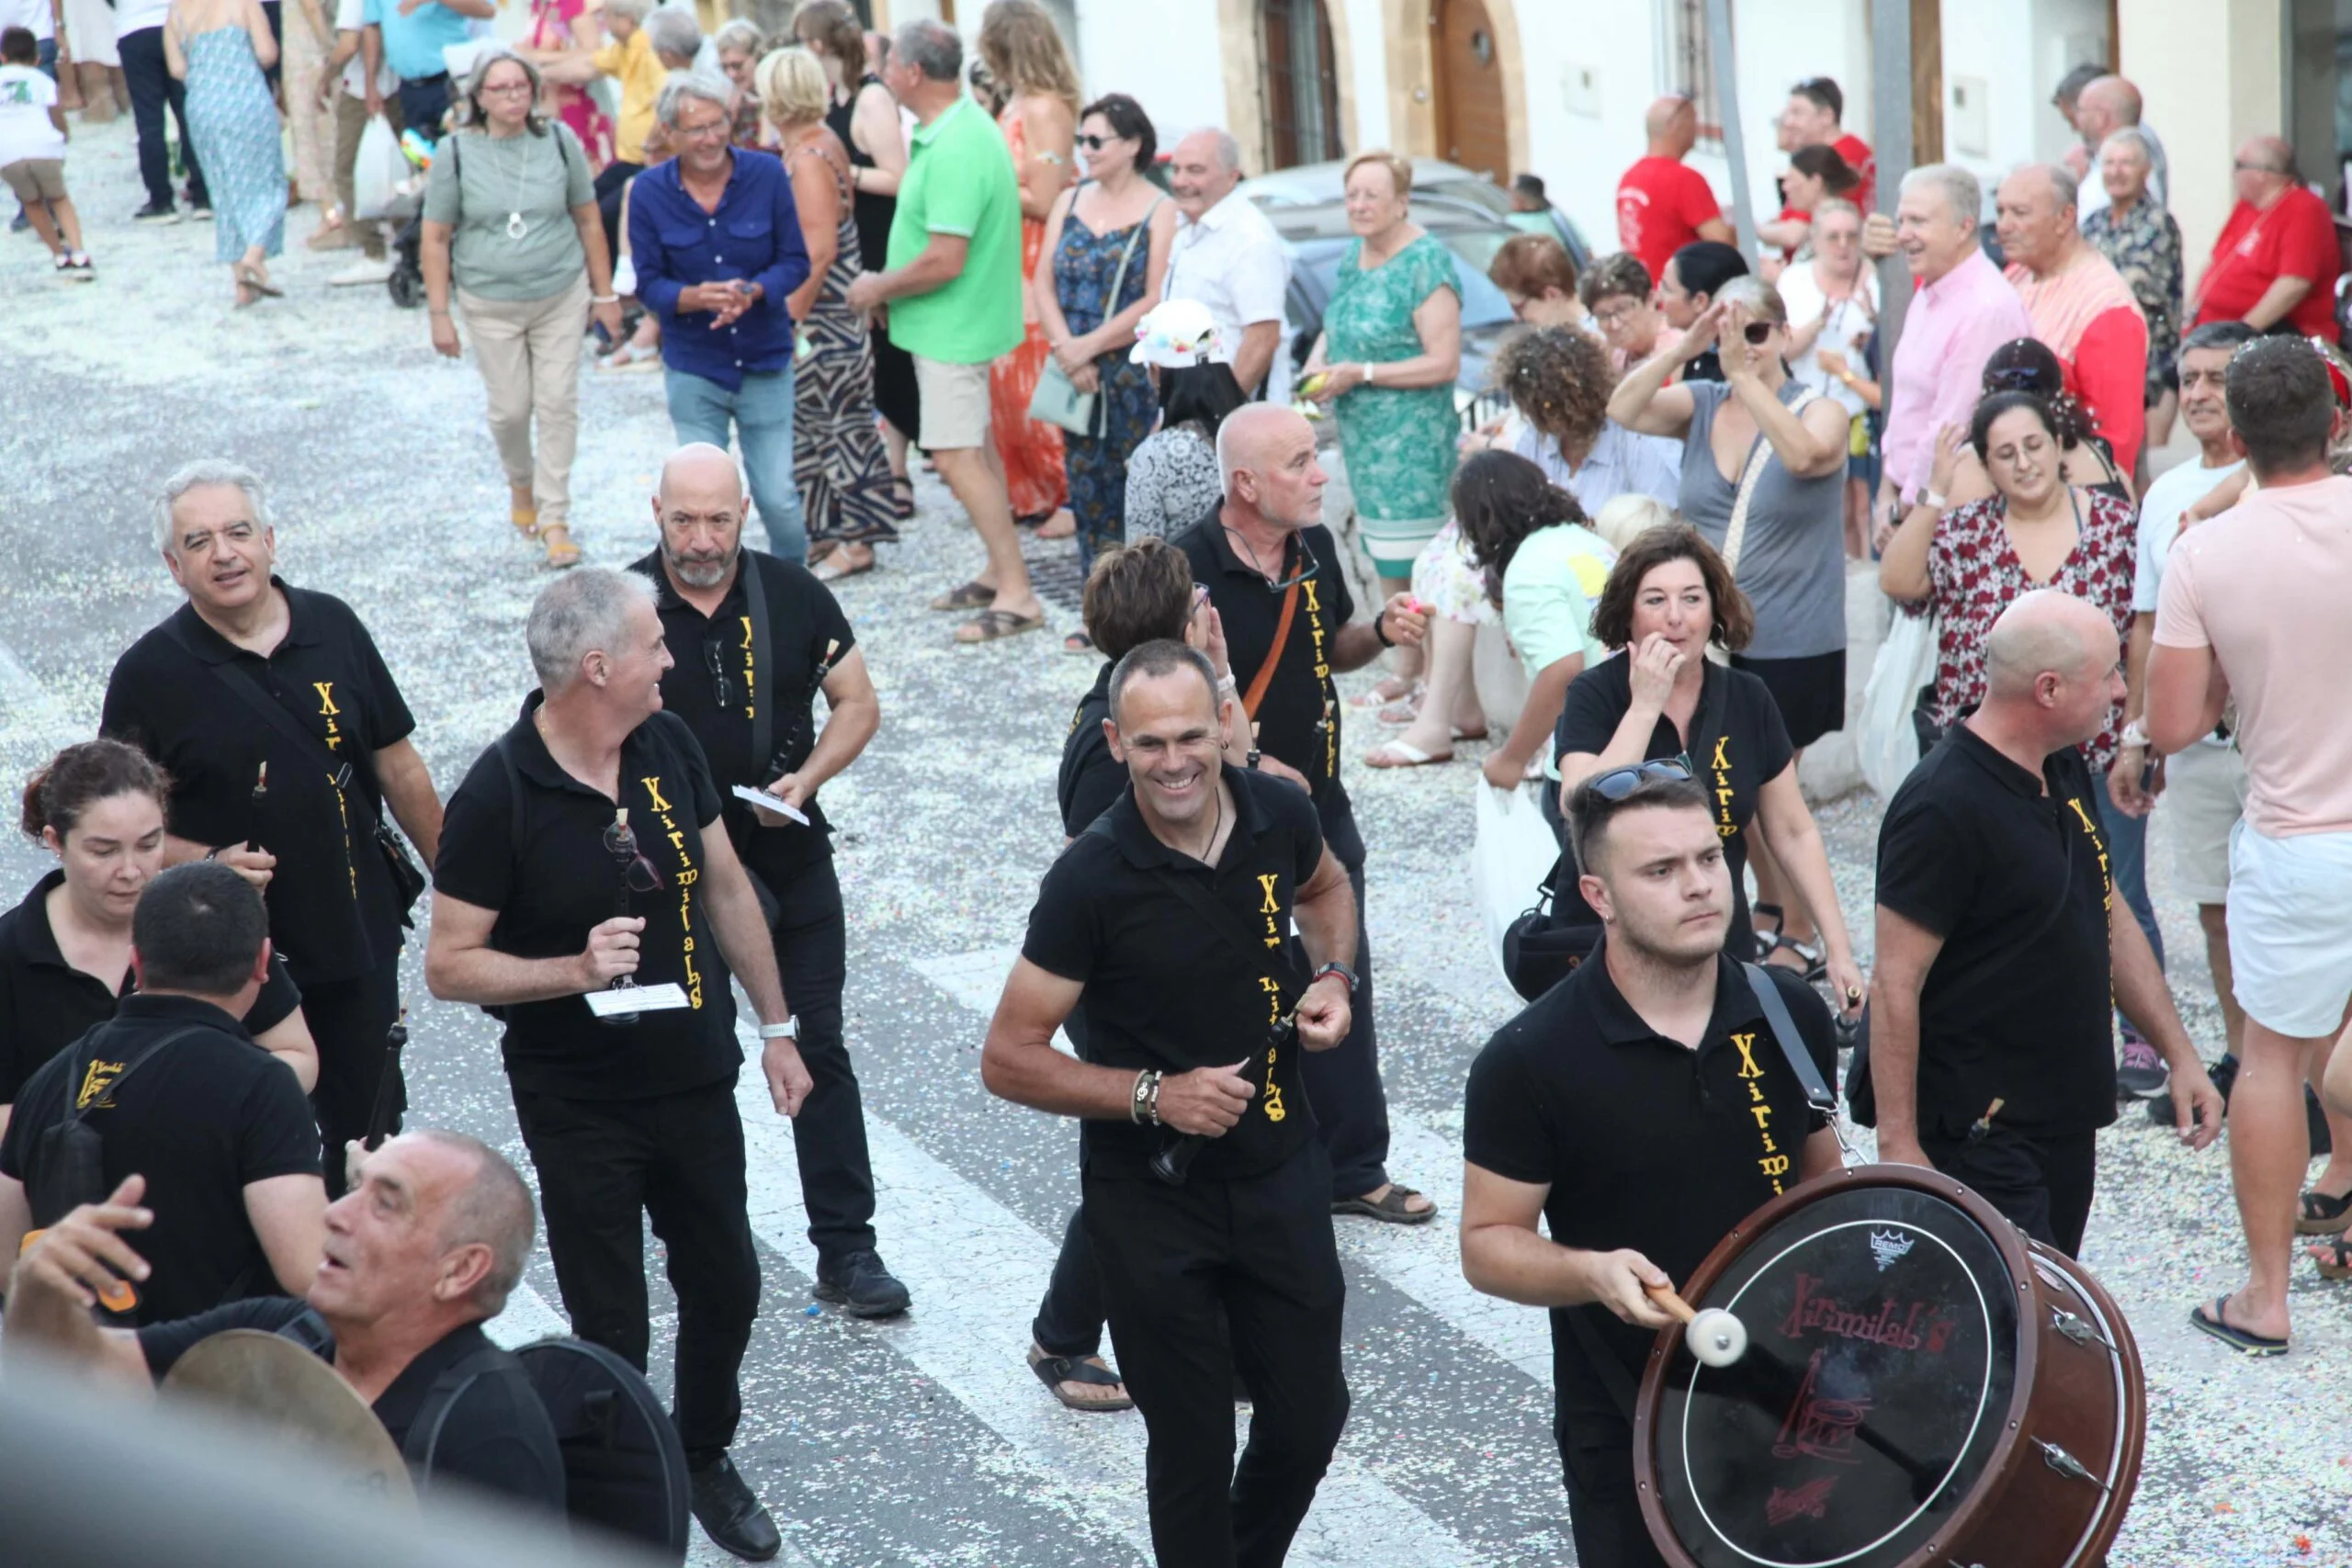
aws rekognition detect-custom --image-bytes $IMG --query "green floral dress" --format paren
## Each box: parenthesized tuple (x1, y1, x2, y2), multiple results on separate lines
(1326, 232, 1462, 573)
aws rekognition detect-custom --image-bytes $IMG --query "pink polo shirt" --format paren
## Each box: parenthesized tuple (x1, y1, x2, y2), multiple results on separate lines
(1883, 248, 2035, 499)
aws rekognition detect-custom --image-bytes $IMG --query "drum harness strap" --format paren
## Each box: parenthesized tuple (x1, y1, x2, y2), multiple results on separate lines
(1568, 964, 1847, 1422)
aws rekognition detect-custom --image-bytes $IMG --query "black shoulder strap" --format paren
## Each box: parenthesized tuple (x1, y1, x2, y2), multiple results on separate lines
(1741, 964, 1838, 1121)
(61, 1023, 213, 1128)
(162, 617, 381, 823)
(739, 551, 775, 781)
(275, 1304, 338, 1359)
(492, 733, 529, 883)
(1566, 1307, 1641, 1424)
(1083, 807, 1311, 997)
(401, 1341, 516, 1483)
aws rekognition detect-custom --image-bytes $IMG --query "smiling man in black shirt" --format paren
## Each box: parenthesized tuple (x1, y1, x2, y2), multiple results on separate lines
(103, 461, 444, 1201)
(6, 1129, 565, 1516)
(627, 444, 904, 1322)
(1462, 764, 1842, 1568)
(1171, 404, 1433, 1228)
(426, 568, 812, 1562)
(984, 639, 1362, 1568)
(1871, 590, 2221, 1259)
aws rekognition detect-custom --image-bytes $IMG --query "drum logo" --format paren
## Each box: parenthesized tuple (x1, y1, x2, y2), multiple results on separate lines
(1869, 1228, 1915, 1270)
(1779, 1270, 1957, 1352)
(1771, 1348, 1871, 1464)
(1765, 1475, 1839, 1526)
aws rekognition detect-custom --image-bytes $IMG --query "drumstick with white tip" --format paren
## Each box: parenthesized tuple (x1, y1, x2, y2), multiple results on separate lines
(1645, 1282, 1749, 1368)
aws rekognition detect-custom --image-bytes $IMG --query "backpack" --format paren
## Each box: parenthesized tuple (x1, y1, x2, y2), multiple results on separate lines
(277, 1313, 690, 1562)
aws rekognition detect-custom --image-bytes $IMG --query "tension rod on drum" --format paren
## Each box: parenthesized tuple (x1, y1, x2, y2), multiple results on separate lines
(2051, 1307, 2119, 1355)
(2036, 1438, 2113, 1494)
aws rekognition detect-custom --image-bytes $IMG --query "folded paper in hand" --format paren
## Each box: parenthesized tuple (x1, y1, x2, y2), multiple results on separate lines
(585, 983, 692, 1017)
(731, 784, 809, 825)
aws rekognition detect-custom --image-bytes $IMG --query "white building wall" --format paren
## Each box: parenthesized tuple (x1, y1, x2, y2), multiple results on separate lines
(1512, 1, 1668, 255)
(1337, 0, 1393, 152)
(1072, 3, 1227, 143)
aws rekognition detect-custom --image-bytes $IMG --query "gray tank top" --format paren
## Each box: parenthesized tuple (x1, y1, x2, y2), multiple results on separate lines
(1676, 379, 1849, 660)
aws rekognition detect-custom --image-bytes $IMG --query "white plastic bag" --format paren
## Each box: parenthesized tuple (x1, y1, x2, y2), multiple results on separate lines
(352, 116, 407, 221)
(1472, 782, 1561, 986)
(1859, 607, 1939, 799)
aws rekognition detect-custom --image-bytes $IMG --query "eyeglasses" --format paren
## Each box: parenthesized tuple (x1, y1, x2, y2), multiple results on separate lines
(678, 118, 732, 141)
(2233, 160, 2287, 175)
(1584, 759, 1696, 801)
(1742, 321, 1775, 345)
(703, 641, 732, 710)
(1591, 300, 1640, 329)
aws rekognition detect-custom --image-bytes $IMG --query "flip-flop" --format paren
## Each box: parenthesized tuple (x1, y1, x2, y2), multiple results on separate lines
(955, 607, 1045, 644)
(1027, 1345, 1133, 1413)
(2297, 1187, 2352, 1235)
(930, 580, 994, 612)
(1332, 1185, 1437, 1225)
(2307, 1234, 2352, 1280)
(2188, 1295, 2287, 1357)
(1350, 674, 1416, 708)
(236, 264, 283, 298)
(1364, 740, 1453, 769)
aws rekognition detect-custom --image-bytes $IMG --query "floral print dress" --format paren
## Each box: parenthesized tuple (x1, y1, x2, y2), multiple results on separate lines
(1913, 487, 2138, 771)
(1050, 197, 1160, 566)
(1325, 231, 1463, 574)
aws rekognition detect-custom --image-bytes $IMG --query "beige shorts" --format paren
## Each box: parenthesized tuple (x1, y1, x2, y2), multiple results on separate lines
(913, 355, 992, 451)
(2, 159, 66, 204)
(2166, 741, 2248, 906)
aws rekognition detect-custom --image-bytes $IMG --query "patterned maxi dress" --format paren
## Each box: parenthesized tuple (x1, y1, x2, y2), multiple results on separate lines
(789, 141, 900, 549)
(527, 0, 616, 169)
(989, 101, 1069, 520)
(1050, 198, 1160, 567)
(828, 74, 919, 444)
(181, 26, 285, 262)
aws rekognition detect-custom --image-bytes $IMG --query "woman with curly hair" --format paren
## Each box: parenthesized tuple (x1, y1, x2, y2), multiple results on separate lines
(978, 0, 1079, 532)
(1497, 324, 1682, 515)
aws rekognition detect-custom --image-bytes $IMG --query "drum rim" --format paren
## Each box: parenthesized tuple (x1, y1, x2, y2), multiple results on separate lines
(1632, 1161, 2042, 1568)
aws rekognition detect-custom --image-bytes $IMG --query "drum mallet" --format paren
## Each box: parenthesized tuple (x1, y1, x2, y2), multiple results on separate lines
(1645, 1282, 1748, 1369)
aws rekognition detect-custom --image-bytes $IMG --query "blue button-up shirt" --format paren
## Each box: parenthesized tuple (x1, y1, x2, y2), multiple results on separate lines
(629, 149, 810, 392)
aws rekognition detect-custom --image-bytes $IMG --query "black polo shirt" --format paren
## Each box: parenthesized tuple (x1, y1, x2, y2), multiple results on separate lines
(1022, 766, 1325, 1181)
(1057, 661, 1120, 838)
(101, 582, 417, 987)
(1552, 658, 1794, 957)
(0, 870, 304, 1105)
(0, 994, 322, 1325)
(1463, 944, 1835, 1445)
(629, 547, 857, 881)
(1171, 511, 1356, 807)
(1875, 724, 2118, 1137)
(433, 695, 739, 1102)
(139, 1300, 567, 1514)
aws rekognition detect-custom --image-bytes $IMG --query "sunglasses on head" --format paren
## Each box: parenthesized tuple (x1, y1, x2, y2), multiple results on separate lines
(1585, 758, 1695, 801)
(1984, 364, 2047, 393)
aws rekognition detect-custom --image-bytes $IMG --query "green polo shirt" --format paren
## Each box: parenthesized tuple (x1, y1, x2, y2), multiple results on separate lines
(885, 94, 1024, 365)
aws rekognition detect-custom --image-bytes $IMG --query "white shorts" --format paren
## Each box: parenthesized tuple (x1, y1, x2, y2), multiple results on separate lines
(2226, 821, 2352, 1038)
(912, 355, 991, 452)
(2165, 742, 2248, 906)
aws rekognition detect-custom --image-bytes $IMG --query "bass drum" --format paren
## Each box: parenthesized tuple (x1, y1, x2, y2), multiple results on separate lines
(1634, 1163, 2143, 1568)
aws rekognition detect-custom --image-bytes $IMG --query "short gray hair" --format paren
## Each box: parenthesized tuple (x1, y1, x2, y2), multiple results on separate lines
(656, 67, 731, 127)
(2100, 125, 2154, 165)
(1716, 275, 1787, 326)
(602, 0, 653, 21)
(154, 459, 270, 555)
(410, 1130, 536, 1318)
(1902, 163, 1983, 227)
(713, 17, 763, 57)
(526, 568, 655, 691)
(891, 17, 959, 82)
(642, 4, 703, 62)
(1184, 126, 1241, 173)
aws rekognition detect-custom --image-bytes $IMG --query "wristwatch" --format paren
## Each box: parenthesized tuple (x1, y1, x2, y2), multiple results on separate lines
(1311, 961, 1359, 996)
(758, 1018, 801, 1042)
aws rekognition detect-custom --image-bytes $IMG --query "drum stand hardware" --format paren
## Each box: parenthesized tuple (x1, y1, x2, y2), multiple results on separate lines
(2036, 1438, 2114, 1494)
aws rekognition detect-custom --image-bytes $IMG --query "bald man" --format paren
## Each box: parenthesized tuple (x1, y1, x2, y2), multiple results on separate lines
(1869, 591, 2220, 1258)
(1996, 164, 2149, 473)
(2071, 75, 2167, 221)
(2190, 136, 2341, 339)
(1615, 96, 1734, 291)
(628, 446, 902, 1324)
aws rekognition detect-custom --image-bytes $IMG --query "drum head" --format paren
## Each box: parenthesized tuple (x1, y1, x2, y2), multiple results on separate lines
(1645, 1176, 2025, 1567)
(162, 1329, 416, 1510)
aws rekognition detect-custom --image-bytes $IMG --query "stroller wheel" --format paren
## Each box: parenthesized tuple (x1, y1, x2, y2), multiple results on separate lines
(387, 265, 424, 309)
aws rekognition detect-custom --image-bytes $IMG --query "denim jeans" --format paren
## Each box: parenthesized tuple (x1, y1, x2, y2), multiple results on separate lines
(2091, 769, 2164, 969)
(664, 363, 808, 560)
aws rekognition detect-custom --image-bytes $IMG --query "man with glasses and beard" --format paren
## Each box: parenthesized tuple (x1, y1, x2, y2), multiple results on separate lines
(1171, 403, 1433, 1228)
(627, 443, 904, 1322)
(1460, 763, 1842, 1568)
(424, 567, 812, 1562)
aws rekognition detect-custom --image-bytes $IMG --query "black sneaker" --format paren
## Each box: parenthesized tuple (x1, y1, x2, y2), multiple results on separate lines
(132, 200, 182, 225)
(2150, 1052, 2236, 1126)
(688, 1452, 782, 1562)
(2116, 1035, 2169, 1099)
(814, 1248, 911, 1318)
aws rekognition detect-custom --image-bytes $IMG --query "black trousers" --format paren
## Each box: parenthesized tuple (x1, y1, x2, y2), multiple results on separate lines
(395, 73, 450, 141)
(1559, 1414, 1669, 1568)
(510, 1075, 761, 1467)
(1085, 1143, 1349, 1568)
(762, 852, 876, 1262)
(1919, 1124, 2098, 1258)
(1033, 1206, 1106, 1359)
(1305, 792, 1389, 1201)
(119, 26, 205, 209)
(300, 957, 403, 1201)
(596, 159, 644, 272)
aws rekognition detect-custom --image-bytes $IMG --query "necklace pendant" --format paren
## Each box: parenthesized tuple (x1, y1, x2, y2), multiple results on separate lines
(506, 211, 527, 240)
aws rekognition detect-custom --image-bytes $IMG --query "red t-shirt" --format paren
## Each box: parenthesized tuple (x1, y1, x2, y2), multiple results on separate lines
(1617, 157, 1723, 287)
(1833, 133, 1875, 211)
(2195, 186, 2342, 337)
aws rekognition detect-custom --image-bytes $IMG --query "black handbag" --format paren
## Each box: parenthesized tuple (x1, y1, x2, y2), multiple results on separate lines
(1501, 856, 1602, 1003)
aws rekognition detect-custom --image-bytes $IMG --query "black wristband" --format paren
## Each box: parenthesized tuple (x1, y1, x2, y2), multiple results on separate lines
(1373, 613, 1395, 649)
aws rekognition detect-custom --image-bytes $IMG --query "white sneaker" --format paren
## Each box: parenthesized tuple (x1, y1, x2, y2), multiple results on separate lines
(330, 256, 396, 287)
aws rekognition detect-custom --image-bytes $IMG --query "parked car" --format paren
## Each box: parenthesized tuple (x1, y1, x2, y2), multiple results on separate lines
(1258, 199, 1521, 436)
(1239, 157, 1592, 273)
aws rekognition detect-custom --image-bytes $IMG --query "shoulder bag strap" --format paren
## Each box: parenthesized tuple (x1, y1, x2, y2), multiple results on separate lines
(1239, 579, 1302, 721)
(400, 1344, 514, 1482)
(62, 1023, 215, 1128)
(738, 551, 775, 781)
(1102, 196, 1158, 319)
(161, 619, 379, 825)
(1719, 387, 1822, 578)
(1740, 964, 1838, 1121)
(1081, 811, 1311, 997)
